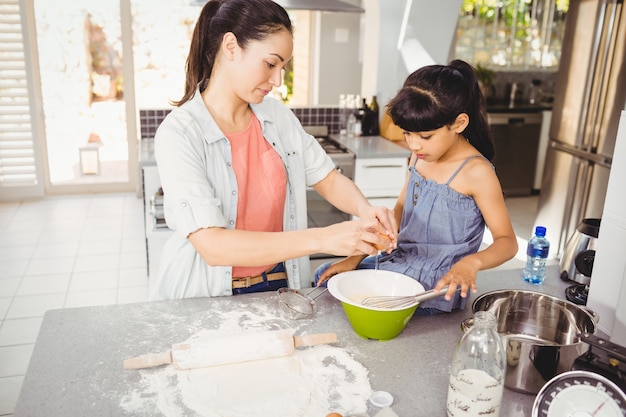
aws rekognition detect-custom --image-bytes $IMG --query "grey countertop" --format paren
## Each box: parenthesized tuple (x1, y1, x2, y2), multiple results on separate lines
(14, 265, 577, 417)
(331, 134, 411, 159)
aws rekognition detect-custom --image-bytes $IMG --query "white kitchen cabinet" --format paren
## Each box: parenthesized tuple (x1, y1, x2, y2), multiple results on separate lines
(354, 157, 408, 209)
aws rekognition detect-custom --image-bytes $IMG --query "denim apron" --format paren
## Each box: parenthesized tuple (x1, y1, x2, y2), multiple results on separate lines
(378, 155, 487, 312)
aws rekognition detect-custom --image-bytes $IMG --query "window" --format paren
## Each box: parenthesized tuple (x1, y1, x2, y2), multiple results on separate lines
(454, 0, 570, 70)
(0, 0, 44, 199)
(130, 3, 311, 107)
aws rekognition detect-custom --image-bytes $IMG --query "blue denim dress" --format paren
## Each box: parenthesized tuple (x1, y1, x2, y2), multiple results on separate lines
(377, 155, 487, 312)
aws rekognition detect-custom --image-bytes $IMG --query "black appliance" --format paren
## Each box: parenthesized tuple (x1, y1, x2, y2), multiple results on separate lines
(560, 218, 601, 305)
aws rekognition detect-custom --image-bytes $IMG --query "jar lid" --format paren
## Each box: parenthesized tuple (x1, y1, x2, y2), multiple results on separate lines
(369, 390, 394, 408)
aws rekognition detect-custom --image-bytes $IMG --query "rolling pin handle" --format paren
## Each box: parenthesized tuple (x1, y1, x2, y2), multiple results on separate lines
(123, 351, 173, 369)
(293, 333, 338, 348)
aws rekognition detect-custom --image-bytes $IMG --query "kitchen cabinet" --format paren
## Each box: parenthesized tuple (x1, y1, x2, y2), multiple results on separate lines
(330, 135, 411, 210)
(354, 157, 407, 209)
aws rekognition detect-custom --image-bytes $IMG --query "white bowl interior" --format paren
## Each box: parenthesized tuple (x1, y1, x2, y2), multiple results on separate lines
(327, 270, 424, 311)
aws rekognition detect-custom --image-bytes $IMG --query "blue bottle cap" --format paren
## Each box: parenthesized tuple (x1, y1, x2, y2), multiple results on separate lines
(535, 226, 546, 237)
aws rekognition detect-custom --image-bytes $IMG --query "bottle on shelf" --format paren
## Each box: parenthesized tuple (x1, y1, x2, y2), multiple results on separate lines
(528, 79, 542, 105)
(344, 94, 357, 136)
(358, 98, 371, 136)
(346, 112, 357, 137)
(339, 94, 347, 135)
(369, 95, 379, 113)
(358, 98, 368, 121)
(447, 311, 506, 417)
(522, 226, 550, 284)
(352, 98, 367, 136)
(368, 95, 380, 135)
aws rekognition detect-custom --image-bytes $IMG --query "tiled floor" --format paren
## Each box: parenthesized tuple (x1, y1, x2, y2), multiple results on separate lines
(0, 193, 148, 416)
(0, 192, 539, 416)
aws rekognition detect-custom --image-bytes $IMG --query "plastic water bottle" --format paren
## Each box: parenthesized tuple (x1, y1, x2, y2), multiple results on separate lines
(523, 226, 550, 284)
(447, 311, 506, 417)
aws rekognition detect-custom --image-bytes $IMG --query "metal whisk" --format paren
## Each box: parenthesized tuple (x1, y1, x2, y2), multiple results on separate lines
(361, 286, 453, 309)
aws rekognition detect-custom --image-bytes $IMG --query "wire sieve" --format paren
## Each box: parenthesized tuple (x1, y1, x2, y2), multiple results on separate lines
(277, 287, 327, 320)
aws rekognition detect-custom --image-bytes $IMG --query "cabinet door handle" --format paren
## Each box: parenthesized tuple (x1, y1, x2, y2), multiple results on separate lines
(508, 117, 525, 126)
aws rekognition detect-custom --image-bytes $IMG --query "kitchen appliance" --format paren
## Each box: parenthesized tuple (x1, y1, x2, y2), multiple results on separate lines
(469, 289, 598, 394)
(534, 0, 626, 256)
(149, 187, 167, 229)
(143, 165, 175, 281)
(303, 126, 356, 258)
(532, 333, 626, 417)
(560, 218, 601, 305)
(489, 111, 542, 196)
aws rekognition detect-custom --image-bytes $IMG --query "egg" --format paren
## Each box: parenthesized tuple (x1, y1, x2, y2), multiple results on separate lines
(374, 233, 392, 251)
(325, 413, 343, 417)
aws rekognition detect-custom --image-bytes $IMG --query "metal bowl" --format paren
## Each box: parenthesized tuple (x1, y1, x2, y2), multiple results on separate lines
(469, 289, 598, 394)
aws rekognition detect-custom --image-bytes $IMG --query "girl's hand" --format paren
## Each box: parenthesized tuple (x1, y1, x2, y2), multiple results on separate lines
(316, 256, 363, 287)
(433, 257, 480, 300)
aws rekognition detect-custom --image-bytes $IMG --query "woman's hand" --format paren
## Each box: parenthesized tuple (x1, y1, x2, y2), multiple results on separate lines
(316, 256, 363, 287)
(433, 257, 480, 300)
(320, 219, 393, 257)
(356, 206, 398, 250)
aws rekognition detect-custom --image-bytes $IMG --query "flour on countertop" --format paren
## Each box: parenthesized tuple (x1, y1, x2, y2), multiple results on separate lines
(120, 308, 373, 417)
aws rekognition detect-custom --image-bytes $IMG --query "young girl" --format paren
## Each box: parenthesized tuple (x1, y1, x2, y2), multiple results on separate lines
(316, 60, 518, 314)
(150, 0, 396, 300)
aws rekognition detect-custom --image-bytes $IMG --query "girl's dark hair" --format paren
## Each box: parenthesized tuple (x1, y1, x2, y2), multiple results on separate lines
(172, 0, 293, 106)
(386, 59, 495, 161)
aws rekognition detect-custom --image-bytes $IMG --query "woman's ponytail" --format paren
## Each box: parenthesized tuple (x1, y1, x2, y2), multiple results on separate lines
(172, 1, 221, 106)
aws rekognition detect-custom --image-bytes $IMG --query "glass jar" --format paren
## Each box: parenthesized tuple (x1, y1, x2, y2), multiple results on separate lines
(446, 311, 506, 417)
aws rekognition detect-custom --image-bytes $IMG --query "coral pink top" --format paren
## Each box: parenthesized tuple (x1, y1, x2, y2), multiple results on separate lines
(227, 113, 286, 278)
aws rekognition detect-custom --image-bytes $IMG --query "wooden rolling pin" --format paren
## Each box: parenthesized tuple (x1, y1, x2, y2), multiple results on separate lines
(123, 329, 337, 370)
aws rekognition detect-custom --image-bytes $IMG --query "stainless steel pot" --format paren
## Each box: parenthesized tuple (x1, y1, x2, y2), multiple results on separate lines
(465, 289, 598, 394)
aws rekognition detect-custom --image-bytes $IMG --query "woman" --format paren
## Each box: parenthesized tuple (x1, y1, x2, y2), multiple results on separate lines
(150, 0, 396, 300)
(316, 60, 518, 314)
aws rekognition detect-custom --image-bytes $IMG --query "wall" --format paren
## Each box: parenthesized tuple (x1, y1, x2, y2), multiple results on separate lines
(317, 11, 362, 104)
(365, 0, 462, 108)
(139, 1, 467, 129)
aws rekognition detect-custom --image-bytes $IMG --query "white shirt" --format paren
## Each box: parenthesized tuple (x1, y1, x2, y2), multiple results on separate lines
(150, 90, 336, 300)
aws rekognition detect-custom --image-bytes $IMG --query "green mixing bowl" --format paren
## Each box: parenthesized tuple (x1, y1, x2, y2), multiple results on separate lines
(327, 270, 424, 341)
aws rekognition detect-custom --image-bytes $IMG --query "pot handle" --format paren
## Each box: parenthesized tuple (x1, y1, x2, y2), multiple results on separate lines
(581, 306, 600, 324)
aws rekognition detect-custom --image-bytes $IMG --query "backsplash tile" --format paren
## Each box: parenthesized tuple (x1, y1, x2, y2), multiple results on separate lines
(139, 107, 341, 140)
(291, 107, 342, 134)
(139, 109, 171, 140)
